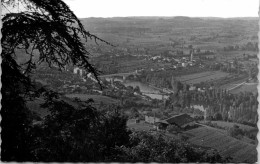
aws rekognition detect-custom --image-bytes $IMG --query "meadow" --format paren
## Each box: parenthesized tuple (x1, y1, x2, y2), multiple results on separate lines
(127, 120, 155, 131)
(210, 121, 256, 131)
(184, 126, 257, 163)
(229, 83, 258, 94)
(219, 78, 258, 93)
(175, 71, 230, 84)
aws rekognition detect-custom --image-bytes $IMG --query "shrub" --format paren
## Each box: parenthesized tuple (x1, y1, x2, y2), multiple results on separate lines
(213, 113, 223, 120)
(228, 125, 244, 139)
(167, 125, 181, 133)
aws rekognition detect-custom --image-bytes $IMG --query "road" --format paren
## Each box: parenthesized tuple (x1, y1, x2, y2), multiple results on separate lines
(99, 71, 138, 78)
(227, 78, 252, 91)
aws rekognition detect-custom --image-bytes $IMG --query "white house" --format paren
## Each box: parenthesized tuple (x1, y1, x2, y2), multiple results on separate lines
(73, 67, 84, 77)
(182, 63, 188, 67)
(145, 114, 161, 124)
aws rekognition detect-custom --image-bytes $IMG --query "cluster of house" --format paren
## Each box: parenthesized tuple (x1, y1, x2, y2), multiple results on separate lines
(144, 113, 195, 131)
(146, 51, 199, 72)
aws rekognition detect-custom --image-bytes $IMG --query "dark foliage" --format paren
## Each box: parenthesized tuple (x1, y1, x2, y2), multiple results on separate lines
(2, 0, 112, 80)
(1, 0, 108, 161)
(112, 131, 231, 163)
(31, 94, 130, 162)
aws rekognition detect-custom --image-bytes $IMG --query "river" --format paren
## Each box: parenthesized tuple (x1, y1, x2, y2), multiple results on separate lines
(105, 77, 168, 100)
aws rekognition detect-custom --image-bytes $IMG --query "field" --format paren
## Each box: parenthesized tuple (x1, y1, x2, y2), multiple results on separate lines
(229, 83, 258, 94)
(175, 71, 230, 84)
(184, 126, 257, 163)
(128, 120, 257, 162)
(65, 94, 119, 104)
(219, 78, 248, 90)
(210, 121, 256, 131)
(219, 78, 258, 93)
(127, 120, 180, 140)
(216, 51, 257, 62)
(82, 17, 258, 49)
(127, 120, 155, 131)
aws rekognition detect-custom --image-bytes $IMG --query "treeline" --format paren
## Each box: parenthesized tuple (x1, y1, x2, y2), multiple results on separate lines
(139, 68, 206, 89)
(204, 59, 257, 81)
(32, 67, 101, 93)
(168, 84, 258, 126)
(223, 42, 258, 51)
(205, 122, 257, 141)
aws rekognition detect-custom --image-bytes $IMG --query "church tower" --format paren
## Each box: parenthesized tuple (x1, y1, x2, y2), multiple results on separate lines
(190, 49, 194, 61)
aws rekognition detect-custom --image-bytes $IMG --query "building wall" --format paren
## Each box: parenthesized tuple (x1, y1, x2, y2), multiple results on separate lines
(145, 116, 160, 124)
(73, 67, 85, 77)
(155, 123, 168, 131)
(181, 121, 195, 128)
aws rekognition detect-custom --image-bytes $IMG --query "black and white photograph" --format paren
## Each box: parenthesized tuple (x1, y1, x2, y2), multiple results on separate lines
(1, 0, 259, 163)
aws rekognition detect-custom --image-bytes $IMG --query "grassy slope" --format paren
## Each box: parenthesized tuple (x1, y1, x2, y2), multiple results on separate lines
(210, 121, 256, 131)
(184, 126, 257, 163)
(176, 71, 229, 84)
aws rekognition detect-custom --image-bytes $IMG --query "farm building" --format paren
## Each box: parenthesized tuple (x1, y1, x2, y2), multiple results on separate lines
(189, 85, 196, 91)
(166, 113, 195, 128)
(155, 113, 195, 130)
(182, 62, 188, 67)
(134, 118, 140, 123)
(144, 113, 161, 124)
(192, 105, 205, 112)
(154, 120, 169, 130)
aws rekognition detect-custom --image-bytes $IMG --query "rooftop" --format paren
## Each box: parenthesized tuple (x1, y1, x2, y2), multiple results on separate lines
(165, 113, 194, 127)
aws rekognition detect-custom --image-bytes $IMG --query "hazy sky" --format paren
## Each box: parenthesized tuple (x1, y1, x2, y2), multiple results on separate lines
(64, 0, 259, 18)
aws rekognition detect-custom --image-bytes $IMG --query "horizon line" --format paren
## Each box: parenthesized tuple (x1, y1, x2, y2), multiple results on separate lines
(79, 16, 259, 19)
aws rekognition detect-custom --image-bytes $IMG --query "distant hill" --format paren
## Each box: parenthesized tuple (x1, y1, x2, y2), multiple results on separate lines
(80, 16, 258, 34)
(80, 16, 258, 47)
(14, 16, 258, 61)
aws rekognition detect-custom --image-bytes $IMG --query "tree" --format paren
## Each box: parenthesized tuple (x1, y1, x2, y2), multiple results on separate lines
(228, 125, 244, 139)
(213, 112, 223, 120)
(113, 131, 231, 163)
(133, 86, 141, 94)
(31, 96, 130, 162)
(1, 0, 110, 161)
(167, 125, 181, 133)
(130, 107, 139, 118)
(98, 110, 131, 159)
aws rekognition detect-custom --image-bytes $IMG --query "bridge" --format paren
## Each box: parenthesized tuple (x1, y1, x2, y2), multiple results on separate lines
(142, 91, 169, 95)
(99, 71, 140, 82)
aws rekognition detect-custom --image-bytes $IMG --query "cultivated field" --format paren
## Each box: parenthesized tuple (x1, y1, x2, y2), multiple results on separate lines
(175, 71, 230, 84)
(219, 78, 248, 90)
(184, 126, 257, 163)
(127, 120, 155, 131)
(229, 83, 258, 94)
(216, 51, 256, 62)
(219, 78, 258, 93)
(210, 121, 256, 131)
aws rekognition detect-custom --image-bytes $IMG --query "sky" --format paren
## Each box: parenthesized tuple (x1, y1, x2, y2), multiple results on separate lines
(64, 0, 259, 18)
